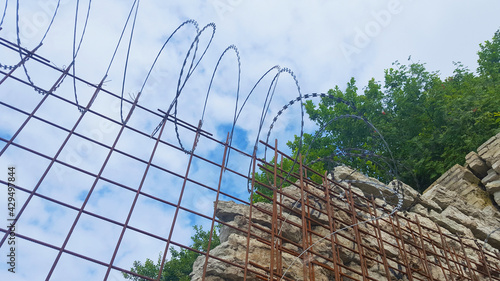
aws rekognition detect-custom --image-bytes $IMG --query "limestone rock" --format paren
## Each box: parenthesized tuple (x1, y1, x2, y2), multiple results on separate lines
(387, 180, 420, 210)
(494, 159, 500, 174)
(191, 133, 500, 280)
(487, 180, 500, 194)
(411, 203, 430, 217)
(466, 151, 489, 178)
(494, 191, 500, 206)
(441, 205, 477, 229)
(478, 134, 500, 166)
(427, 164, 481, 192)
(483, 169, 500, 185)
(333, 165, 388, 197)
(430, 209, 475, 238)
(190, 233, 270, 281)
(421, 184, 456, 210)
(333, 166, 419, 210)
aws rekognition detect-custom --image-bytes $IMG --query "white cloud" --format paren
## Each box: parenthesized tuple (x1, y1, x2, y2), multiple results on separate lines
(1, 1, 500, 280)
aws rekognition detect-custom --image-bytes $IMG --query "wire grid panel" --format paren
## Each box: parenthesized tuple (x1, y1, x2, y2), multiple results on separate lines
(0, 38, 255, 281)
(2, 38, 500, 281)
(215, 143, 500, 281)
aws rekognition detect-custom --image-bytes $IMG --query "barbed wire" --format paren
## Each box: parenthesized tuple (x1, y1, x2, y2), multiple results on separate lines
(1, 3, 499, 279)
(0, 0, 8, 27)
(71, 0, 93, 111)
(118, 0, 140, 119)
(253, 88, 406, 281)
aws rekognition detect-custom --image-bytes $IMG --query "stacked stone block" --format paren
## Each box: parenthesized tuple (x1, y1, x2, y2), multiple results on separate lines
(190, 133, 500, 280)
(417, 132, 500, 250)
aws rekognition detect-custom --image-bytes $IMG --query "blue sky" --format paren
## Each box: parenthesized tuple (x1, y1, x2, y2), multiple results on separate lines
(1, 1, 500, 280)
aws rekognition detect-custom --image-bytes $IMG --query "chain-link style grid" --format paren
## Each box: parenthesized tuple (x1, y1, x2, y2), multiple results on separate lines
(2, 36, 500, 281)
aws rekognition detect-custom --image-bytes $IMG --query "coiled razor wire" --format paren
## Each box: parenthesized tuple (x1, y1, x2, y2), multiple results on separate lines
(150, 22, 216, 154)
(256, 91, 405, 281)
(201, 44, 241, 145)
(2, 2, 500, 276)
(12, 0, 62, 95)
(0, 0, 8, 27)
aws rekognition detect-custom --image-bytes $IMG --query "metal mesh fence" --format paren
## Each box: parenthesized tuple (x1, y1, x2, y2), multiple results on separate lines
(2, 35, 500, 281)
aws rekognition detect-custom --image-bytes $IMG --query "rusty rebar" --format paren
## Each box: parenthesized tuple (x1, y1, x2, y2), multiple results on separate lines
(3, 38, 500, 281)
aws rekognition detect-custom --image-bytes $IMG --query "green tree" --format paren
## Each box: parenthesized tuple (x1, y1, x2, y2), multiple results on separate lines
(251, 149, 329, 203)
(285, 76, 410, 186)
(257, 29, 500, 193)
(252, 156, 299, 203)
(123, 225, 220, 281)
(478, 29, 500, 82)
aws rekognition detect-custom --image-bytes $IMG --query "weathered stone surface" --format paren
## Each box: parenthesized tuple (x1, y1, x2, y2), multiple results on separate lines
(494, 159, 500, 173)
(460, 186, 493, 210)
(481, 146, 500, 166)
(431, 209, 475, 237)
(190, 233, 271, 281)
(333, 165, 387, 196)
(482, 168, 500, 184)
(427, 164, 481, 193)
(477, 134, 497, 154)
(478, 134, 500, 166)
(471, 219, 500, 250)
(411, 203, 430, 217)
(418, 196, 443, 212)
(441, 205, 477, 229)
(421, 184, 456, 210)
(191, 132, 500, 280)
(487, 180, 500, 194)
(333, 166, 419, 211)
(494, 191, 500, 206)
(387, 180, 420, 210)
(466, 151, 489, 178)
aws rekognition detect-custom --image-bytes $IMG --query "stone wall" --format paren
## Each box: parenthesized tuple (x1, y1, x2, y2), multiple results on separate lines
(416, 132, 500, 250)
(190, 133, 500, 280)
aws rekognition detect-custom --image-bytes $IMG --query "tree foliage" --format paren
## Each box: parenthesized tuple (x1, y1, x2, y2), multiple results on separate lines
(123, 225, 220, 281)
(252, 149, 329, 203)
(252, 156, 299, 203)
(255, 29, 500, 193)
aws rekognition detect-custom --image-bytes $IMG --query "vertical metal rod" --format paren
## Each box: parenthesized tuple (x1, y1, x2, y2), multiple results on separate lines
(435, 223, 458, 279)
(492, 255, 500, 280)
(425, 232, 450, 281)
(46, 77, 124, 280)
(244, 150, 258, 280)
(389, 215, 414, 281)
(477, 245, 493, 280)
(201, 133, 230, 279)
(323, 173, 341, 281)
(368, 196, 392, 280)
(408, 217, 434, 280)
(298, 153, 309, 280)
(414, 217, 437, 281)
(0, 61, 73, 248)
(458, 236, 477, 281)
(303, 170, 314, 281)
(269, 139, 278, 280)
(153, 120, 203, 281)
(346, 185, 369, 280)
(277, 154, 284, 278)
(0, 63, 76, 247)
(0, 60, 74, 158)
(450, 247, 467, 278)
(307, 196, 314, 281)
